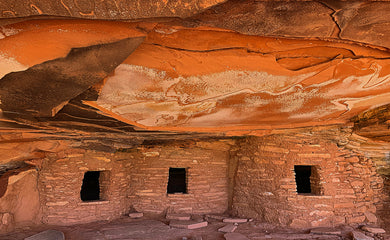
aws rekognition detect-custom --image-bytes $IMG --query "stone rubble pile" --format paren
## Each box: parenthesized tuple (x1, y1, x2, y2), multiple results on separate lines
(163, 213, 387, 240)
(16, 214, 388, 240)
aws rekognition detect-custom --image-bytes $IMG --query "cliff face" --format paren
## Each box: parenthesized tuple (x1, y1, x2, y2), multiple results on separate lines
(0, 0, 390, 233)
(1, 1, 390, 133)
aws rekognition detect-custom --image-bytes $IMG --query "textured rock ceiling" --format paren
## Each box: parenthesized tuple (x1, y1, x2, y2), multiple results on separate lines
(0, 0, 226, 19)
(1, 1, 390, 137)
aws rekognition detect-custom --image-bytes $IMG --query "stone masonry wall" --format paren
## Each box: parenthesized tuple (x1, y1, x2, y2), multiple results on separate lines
(39, 148, 132, 225)
(231, 132, 384, 228)
(39, 140, 230, 225)
(127, 141, 229, 215)
(376, 175, 390, 231)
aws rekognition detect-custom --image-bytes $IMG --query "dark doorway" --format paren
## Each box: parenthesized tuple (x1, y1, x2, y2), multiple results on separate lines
(294, 165, 312, 194)
(80, 171, 100, 201)
(167, 168, 187, 194)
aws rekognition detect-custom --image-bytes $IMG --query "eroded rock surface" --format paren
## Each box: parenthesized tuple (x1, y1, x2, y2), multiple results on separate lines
(0, 0, 226, 19)
(94, 28, 390, 131)
(1, 3, 390, 133)
(0, 37, 144, 117)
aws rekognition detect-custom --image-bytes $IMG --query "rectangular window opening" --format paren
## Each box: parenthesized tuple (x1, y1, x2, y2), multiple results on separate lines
(167, 168, 187, 194)
(294, 165, 321, 195)
(80, 170, 109, 201)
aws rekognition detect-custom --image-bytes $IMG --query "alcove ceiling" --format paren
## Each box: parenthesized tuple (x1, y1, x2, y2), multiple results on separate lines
(0, 0, 390, 140)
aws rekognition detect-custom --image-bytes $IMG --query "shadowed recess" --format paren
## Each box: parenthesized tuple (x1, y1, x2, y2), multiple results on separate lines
(352, 103, 390, 142)
(0, 162, 31, 198)
(0, 36, 145, 117)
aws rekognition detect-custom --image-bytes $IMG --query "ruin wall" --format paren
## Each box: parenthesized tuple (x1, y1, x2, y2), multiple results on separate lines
(231, 133, 385, 228)
(38, 141, 230, 225)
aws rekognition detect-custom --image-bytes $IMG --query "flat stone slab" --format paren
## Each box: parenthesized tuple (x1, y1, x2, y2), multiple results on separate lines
(361, 226, 386, 234)
(268, 233, 315, 239)
(224, 233, 250, 240)
(218, 224, 237, 233)
(24, 230, 65, 240)
(255, 233, 340, 240)
(351, 231, 374, 240)
(101, 220, 170, 238)
(205, 214, 226, 220)
(223, 218, 248, 223)
(169, 220, 208, 229)
(310, 227, 342, 235)
(166, 213, 191, 221)
(129, 212, 143, 218)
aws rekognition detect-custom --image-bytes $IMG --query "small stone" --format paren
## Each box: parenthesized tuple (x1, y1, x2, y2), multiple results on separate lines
(361, 226, 386, 234)
(348, 215, 366, 224)
(24, 230, 65, 240)
(364, 212, 378, 223)
(142, 151, 159, 157)
(169, 220, 208, 229)
(218, 224, 237, 233)
(1, 213, 13, 225)
(310, 227, 342, 235)
(223, 218, 248, 223)
(351, 181, 364, 188)
(351, 231, 374, 240)
(224, 233, 250, 240)
(129, 212, 143, 218)
(166, 213, 191, 221)
(290, 219, 310, 228)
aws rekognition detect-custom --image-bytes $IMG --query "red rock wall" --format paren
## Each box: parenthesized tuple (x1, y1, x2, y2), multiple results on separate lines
(231, 131, 385, 228)
(377, 175, 390, 231)
(38, 141, 230, 224)
(0, 169, 40, 233)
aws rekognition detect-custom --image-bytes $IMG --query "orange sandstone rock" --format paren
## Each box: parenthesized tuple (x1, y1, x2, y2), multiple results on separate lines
(0, 19, 146, 78)
(90, 28, 390, 131)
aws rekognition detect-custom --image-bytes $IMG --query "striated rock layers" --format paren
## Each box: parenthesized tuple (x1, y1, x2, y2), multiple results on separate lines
(2, 18, 390, 133)
(0, 0, 390, 234)
(0, 0, 226, 19)
(95, 28, 390, 131)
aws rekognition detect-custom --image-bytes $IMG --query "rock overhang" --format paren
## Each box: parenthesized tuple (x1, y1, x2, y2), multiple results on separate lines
(0, 1, 390, 136)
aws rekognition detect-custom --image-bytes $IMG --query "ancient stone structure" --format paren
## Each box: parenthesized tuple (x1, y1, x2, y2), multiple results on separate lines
(0, 0, 389, 236)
